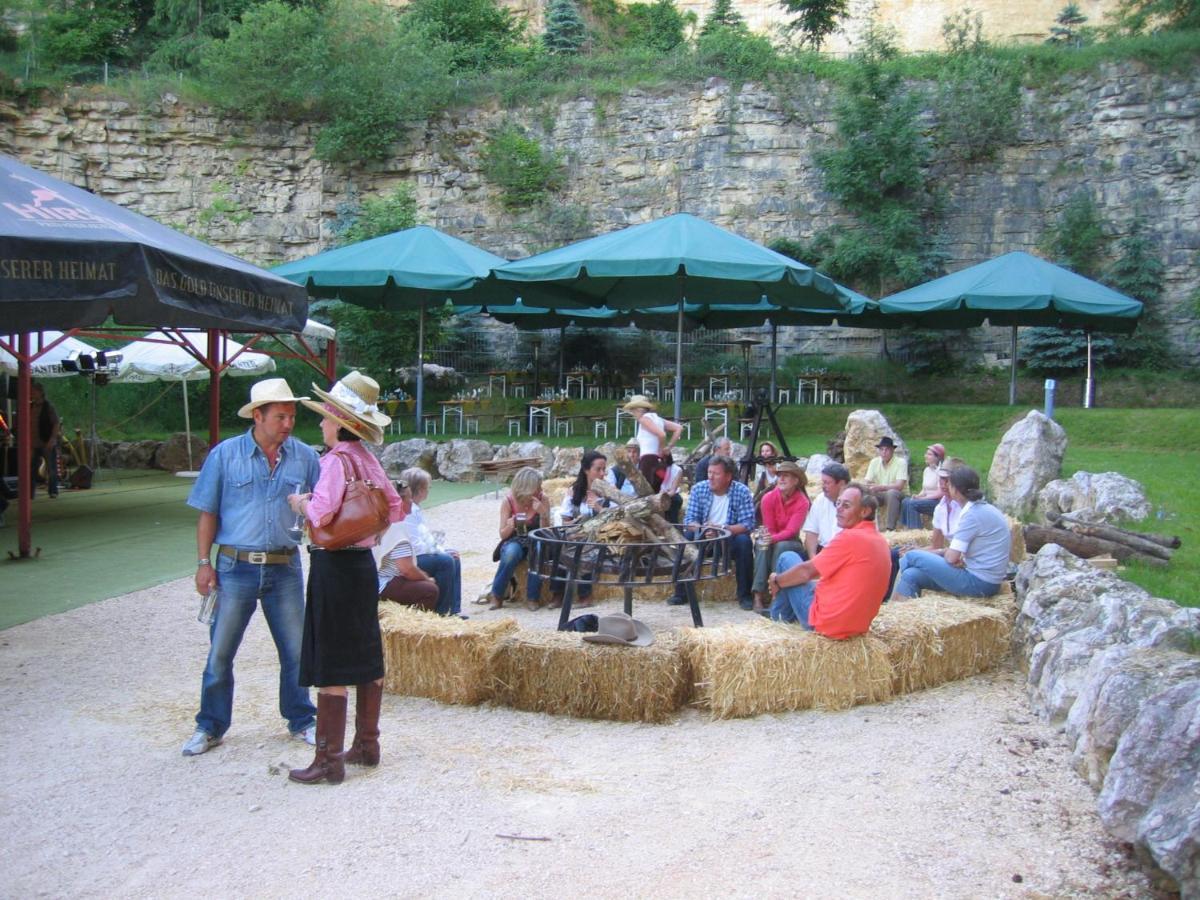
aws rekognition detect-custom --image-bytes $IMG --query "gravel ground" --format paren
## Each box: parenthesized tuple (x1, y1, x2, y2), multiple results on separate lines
(0, 492, 1159, 898)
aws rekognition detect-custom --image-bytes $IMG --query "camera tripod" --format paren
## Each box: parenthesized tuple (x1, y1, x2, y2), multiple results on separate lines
(737, 390, 795, 485)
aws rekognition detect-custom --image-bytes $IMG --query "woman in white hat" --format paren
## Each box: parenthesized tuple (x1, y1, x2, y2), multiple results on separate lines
(286, 371, 403, 786)
(621, 394, 682, 492)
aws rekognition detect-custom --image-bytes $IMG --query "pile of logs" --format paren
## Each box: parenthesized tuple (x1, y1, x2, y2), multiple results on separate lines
(1024, 511, 1181, 568)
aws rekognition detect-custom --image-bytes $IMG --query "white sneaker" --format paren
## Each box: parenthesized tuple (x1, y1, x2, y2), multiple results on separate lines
(181, 728, 222, 756)
(291, 724, 316, 746)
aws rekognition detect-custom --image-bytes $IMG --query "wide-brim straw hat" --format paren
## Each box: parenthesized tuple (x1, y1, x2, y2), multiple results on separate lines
(582, 612, 654, 647)
(622, 394, 656, 412)
(237, 378, 310, 418)
(301, 371, 389, 444)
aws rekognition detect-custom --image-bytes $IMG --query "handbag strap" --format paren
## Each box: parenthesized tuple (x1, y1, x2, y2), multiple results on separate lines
(331, 450, 371, 486)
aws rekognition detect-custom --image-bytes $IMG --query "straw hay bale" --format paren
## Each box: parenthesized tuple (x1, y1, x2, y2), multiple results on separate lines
(679, 621, 895, 719)
(379, 604, 519, 705)
(870, 594, 1012, 695)
(885, 528, 931, 549)
(1007, 515, 1025, 563)
(543, 477, 572, 509)
(489, 630, 689, 723)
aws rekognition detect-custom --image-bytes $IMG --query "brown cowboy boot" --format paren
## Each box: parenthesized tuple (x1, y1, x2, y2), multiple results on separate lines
(342, 681, 382, 767)
(289, 692, 347, 785)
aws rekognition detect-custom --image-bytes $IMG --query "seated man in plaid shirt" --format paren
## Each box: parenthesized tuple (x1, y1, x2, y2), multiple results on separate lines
(670, 454, 756, 611)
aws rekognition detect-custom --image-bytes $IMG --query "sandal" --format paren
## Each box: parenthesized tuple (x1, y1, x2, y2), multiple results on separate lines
(525, 597, 543, 611)
(487, 593, 503, 610)
(547, 593, 564, 610)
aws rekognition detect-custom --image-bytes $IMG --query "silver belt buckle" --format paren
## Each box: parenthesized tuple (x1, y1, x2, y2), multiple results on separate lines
(246, 551, 268, 565)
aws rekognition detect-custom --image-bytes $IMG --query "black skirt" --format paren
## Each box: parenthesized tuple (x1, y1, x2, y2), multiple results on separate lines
(300, 547, 384, 687)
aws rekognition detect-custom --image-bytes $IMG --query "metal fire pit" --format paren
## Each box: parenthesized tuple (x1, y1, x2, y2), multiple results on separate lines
(529, 525, 732, 630)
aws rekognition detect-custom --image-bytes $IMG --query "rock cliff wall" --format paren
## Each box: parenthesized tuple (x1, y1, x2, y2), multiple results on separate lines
(2, 60, 1196, 360)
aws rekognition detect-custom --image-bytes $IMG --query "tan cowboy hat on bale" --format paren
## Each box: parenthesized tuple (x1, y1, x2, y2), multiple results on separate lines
(621, 394, 656, 412)
(301, 371, 390, 444)
(237, 378, 310, 418)
(582, 612, 654, 647)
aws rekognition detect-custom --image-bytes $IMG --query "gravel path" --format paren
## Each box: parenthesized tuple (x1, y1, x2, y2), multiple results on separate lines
(0, 492, 1158, 898)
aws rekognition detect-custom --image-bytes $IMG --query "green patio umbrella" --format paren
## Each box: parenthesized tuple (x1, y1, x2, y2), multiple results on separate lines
(274, 225, 519, 428)
(492, 213, 853, 419)
(878, 251, 1143, 405)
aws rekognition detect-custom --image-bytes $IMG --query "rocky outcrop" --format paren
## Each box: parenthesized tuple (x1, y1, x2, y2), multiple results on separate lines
(434, 439, 495, 482)
(988, 411, 1067, 520)
(153, 433, 209, 472)
(842, 410, 906, 482)
(1038, 471, 1151, 524)
(106, 440, 161, 469)
(1015, 545, 1200, 895)
(4, 59, 1197, 362)
(549, 445, 584, 479)
(379, 438, 438, 475)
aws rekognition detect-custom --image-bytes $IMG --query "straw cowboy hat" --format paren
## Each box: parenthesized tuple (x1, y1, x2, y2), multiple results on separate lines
(237, 378, 310, 418)
(301, 371, 391, 444)
(581, 612, 655, 647)
(621, 394, 656, 413)
(774, 460, 805, 478)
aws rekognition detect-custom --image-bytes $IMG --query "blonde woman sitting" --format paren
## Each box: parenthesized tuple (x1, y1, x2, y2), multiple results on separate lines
(485, 466, 551, 610)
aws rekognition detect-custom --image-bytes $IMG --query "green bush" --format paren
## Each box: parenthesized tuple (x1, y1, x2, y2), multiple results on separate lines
(695, 26, 779, 82)
(481, 124, 565, 210)
(623, 0, 688, 52)
(403, 0, 526, 72)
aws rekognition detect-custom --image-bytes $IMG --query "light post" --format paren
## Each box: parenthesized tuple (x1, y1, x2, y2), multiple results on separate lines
(732, 337, 762, 402)
(530, 334, 542, 400)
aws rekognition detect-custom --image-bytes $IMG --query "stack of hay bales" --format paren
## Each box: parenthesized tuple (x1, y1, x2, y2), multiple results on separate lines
(490, 630, 689, 723)
(679, 620, 895, 719)
(870, 593, 1012, 694)
(379, 605, 518, 705)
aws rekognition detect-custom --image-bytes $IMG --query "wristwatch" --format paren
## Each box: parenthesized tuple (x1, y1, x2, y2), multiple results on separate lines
(198, 559, 212, 567)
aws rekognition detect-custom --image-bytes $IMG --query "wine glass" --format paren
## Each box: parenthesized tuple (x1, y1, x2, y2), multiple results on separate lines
(286, 481, 306, 542)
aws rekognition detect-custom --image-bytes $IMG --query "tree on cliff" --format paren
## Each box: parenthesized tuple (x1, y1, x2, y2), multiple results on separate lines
(403, 0, 525, 72)
(1111, 0, 1200, 33)
(701, 0, 746, 36)
(778, 0, 849, 50)
(624, 0, 689, 52)
(544, 0, 586, 54)
(1047, 3, 1090, 46)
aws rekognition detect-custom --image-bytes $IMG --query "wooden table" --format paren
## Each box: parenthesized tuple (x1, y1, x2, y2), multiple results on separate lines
(527, 399, 571, 435)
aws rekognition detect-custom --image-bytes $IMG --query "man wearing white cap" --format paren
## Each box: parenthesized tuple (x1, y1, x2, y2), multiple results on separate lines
(181, 378, 321, 757)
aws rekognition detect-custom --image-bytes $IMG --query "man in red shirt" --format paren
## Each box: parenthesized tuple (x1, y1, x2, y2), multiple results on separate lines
(767, 483, 891, 639)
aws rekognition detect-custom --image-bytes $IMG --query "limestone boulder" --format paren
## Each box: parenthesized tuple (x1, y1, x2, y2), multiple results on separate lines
(1067, 646, 1200, 789)
(434, 439, 494, 482)
(549, 445, 584, 479)
(493, 441, 553, 474)
(107, 440, 161, 469)
(1097, 680, 1200, 897)
(1014, 545, 1198, 723)
(841, 410, 907, 481)
(988, 410, 1067, 520)
(1038, 471, 1151, 524)
(379, 439, 438, 476)
(153, 433, 208, 472)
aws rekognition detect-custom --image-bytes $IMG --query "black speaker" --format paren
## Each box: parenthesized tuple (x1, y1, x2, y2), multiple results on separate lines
(68, 465, 93, 490)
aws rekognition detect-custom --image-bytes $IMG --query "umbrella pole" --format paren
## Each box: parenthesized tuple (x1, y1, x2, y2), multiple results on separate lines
(674, 286, 684, 424)
(558, 326, 565, 391)
(207, 330, 221, 448)
(182, 380, 193, 470)
(1084, 331, 1094, 409)
(1009, 326, 1018, 406)
(769, 323, 778, 402)
(415, 304, 425, 433)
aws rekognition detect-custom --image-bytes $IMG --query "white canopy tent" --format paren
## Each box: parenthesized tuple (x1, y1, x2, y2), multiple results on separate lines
(111, 330, 275, 471)
(0, 331, 102, 377)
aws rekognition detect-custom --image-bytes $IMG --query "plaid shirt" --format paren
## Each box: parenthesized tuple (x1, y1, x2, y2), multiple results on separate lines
(684, 479, 755, 531)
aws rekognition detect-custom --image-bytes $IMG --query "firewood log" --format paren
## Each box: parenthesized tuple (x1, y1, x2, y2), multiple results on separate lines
(613, 446, 654, 496)
(1049, 511, 1181, 552)
(1024, 525, 1167, 568)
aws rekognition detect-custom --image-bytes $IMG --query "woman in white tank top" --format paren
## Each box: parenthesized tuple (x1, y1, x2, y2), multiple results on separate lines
(622, 394, 682, 491)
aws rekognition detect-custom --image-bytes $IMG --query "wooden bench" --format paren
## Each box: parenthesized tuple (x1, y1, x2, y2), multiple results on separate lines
(474, 456, 545, 484)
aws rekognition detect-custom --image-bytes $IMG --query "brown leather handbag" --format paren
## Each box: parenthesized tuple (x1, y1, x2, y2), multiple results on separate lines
(309, 452, 391, 550)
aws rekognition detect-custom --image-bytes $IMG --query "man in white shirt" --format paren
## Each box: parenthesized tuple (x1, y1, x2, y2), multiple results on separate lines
(802, 462, 851, 560)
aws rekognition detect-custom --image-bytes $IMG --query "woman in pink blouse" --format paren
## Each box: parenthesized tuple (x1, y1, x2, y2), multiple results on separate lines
(286, 372, 402, 786)
(751, 460, 810, 614)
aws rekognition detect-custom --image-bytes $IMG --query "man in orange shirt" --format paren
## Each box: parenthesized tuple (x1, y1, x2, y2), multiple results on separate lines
(767, 483, 891, 639)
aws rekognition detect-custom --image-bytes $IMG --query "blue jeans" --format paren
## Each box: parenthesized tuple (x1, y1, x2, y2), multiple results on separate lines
(769, 551, 814, 628)
(31, 444, 59, 497)
(491, 539, 541, 602)
(673, 529, 754, 604)
(418, 551, 462, 616)
(896, 550, 1000, 599)
(900, 496, 939, 529)
(196, 552, 315, 739)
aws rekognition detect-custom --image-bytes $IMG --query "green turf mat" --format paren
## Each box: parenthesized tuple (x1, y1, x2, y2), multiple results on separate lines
(0, 470, 496, 630)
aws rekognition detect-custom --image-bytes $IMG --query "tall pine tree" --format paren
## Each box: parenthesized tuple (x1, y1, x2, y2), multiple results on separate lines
(544, 0, 586, 54)
(701, 0, 746, 35)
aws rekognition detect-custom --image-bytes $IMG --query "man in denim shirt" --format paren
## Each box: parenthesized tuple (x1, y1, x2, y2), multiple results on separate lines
(181, 379, 321, 757)
(671, 455, 757, 610)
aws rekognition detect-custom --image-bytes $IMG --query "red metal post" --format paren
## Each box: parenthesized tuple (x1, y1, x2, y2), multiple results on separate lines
(207, 329, 221, 447)
(15, 334, 32, 557)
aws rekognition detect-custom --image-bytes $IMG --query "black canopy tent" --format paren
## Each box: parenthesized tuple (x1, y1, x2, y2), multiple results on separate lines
(0, 155, 308, 559)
